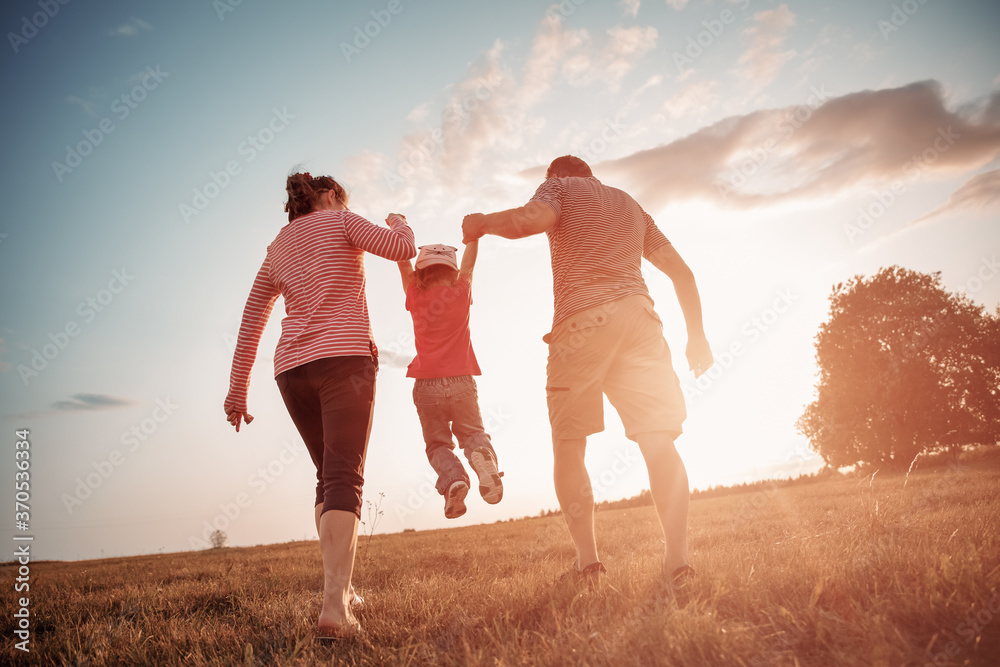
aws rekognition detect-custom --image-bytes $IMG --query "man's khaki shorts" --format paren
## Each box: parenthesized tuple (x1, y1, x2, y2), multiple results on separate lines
(545, 294, 686, 441)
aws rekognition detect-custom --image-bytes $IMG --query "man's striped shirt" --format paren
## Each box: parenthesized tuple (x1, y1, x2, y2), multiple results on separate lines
(529, 176, 671, 328)
(227, 211, 415, 410)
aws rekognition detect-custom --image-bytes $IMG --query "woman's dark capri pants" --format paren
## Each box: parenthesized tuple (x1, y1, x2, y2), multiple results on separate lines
(275, 355, 377, 518)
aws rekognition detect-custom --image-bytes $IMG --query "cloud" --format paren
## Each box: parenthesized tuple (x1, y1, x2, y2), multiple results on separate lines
(438, 40, 513, 180)
(342, 39, 516, 219)
(738, 4, 796, 90)
(5, 393, 137, 420)
(50, 393, 135, 412)
(407, 102, 431, 124)
(516, 16, 657, 100)
(65, 94, 98, 116)
(64, 84, 106, 117)
(562, 25, 658, 91)
(620, 0, 641, 18)
(666, 0, 690, 9)
(521, 17, 587, 108)
(109, 18, 152, 37)
(910, 169, 1000, 225)
(594, 80, 1000, 213)
(663, 80, 719, 119)
(615, 73, 663, 121)
(600, 26, 659, 89)
(346, 12, 660, 219)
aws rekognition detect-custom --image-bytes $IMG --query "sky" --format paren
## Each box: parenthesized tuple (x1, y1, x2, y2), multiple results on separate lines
(1, 0, 998, 562)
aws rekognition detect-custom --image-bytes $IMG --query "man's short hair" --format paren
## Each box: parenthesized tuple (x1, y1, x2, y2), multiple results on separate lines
(546, 155, 593, 179)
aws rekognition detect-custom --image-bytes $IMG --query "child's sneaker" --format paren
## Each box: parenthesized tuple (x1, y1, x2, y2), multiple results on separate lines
(470, 447, 504, 504)
(444, 480, 469, 519)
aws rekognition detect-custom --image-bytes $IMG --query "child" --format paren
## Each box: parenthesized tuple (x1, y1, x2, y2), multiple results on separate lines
(397, 238, 503, 519)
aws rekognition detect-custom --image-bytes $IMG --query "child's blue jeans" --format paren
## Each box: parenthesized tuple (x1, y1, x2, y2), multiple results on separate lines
(412, 375, 495, 495)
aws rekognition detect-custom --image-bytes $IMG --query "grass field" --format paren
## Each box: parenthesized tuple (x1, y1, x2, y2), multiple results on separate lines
(3, 451, 999, 666)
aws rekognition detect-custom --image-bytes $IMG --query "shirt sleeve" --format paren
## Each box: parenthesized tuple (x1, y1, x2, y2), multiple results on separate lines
(639, 205, 671, 258)
(227, 256, 281, 411)
(342, 212, 417, 261)
(529, 178, 563, 218)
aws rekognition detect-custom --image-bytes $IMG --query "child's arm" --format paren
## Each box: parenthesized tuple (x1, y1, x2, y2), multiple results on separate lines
(460, 239, 479, 280)
(397, 259, 414, 293)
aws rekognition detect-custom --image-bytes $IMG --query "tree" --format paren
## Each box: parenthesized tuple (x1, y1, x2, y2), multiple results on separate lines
(798, 266, 1000, 470)
(209, 529, 228, 549)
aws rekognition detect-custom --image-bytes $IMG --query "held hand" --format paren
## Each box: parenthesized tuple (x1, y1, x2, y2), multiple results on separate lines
(462, 213, 486, 244)
(686, 336, 714, 378)
(386, 213, 407, 227)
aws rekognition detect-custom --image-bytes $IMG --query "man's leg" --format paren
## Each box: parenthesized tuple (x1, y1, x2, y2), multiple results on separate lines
(553, 436, 599, 569)
(635, 431, 689, 573)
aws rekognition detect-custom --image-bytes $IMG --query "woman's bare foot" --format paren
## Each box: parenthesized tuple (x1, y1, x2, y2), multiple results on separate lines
(348, 584, 365, 609)
(317, 606, 361, 639)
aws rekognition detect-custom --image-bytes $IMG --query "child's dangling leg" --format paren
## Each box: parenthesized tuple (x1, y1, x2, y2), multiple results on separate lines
(450, 376, 504, 504)
(414, 378, 472, 518)
(428, 448, 470, 519)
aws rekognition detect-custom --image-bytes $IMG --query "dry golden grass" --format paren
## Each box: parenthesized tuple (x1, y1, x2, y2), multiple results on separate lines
(3, 452, 999, 666)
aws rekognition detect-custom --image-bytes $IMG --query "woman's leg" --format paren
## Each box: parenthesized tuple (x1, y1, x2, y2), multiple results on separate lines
(316, 504, 362, 608)
(278, 356, 374, 634)
(316, 509, 361, 633)
(314, 357, 375, 632)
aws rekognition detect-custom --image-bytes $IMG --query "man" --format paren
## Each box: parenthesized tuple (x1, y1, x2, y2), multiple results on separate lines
(462, 155, 713, 583)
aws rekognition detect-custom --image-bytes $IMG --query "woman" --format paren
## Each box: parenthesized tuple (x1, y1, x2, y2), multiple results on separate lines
(224, 172, 415, 637)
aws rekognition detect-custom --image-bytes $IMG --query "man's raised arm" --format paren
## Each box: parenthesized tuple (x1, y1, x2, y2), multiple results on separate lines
(462, 201, 557, 243)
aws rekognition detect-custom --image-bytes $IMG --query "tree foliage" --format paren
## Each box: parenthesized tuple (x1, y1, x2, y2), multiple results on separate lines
(209, 530, 228, 549)
(798, 266, 1000, 469)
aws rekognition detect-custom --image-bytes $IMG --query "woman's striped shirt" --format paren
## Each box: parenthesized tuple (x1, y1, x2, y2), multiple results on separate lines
(227, 210, 415, 410)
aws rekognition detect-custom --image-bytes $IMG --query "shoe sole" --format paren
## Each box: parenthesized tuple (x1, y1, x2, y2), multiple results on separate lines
(444, 481, 469, 519)
(470, 449, 503, 504)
